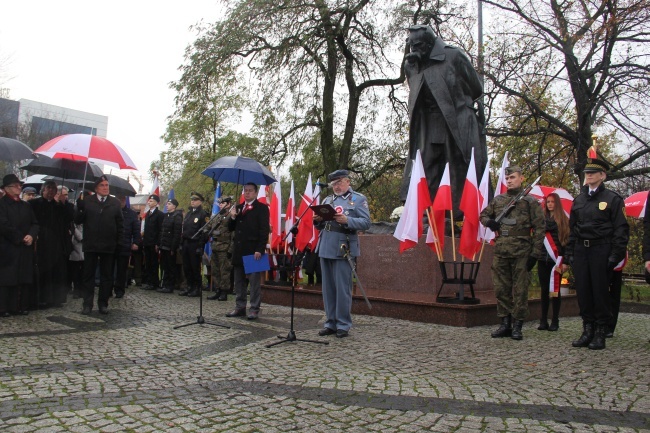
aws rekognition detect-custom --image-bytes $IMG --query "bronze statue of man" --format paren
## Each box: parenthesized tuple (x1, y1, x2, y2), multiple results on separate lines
(400, 25, 487, 214)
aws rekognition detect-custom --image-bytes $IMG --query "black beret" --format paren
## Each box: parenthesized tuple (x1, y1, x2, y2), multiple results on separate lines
(94, 175, 109, 187)
(148, 194, 160, 202)
(167, 198, 179, 207)
(327, 169, 350, 183)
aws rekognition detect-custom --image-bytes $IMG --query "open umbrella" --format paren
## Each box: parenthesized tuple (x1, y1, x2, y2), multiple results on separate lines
(69, 173, 137, 197)
(529, 185, 574, 216)
(202, 156, 276, 185)
(624, 191, 648, 219)
(35, 134, 137, 170)
(0, 137, 35, 161)
(21, 156, 104, 181)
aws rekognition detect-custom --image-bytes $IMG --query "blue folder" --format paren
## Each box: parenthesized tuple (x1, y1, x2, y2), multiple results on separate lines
(243, 253, 271, 274)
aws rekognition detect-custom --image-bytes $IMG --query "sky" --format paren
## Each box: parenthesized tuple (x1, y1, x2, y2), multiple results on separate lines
(1, 0, 224, 191)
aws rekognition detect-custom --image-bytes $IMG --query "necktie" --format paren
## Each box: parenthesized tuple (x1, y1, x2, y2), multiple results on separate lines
(100, 196, 105, 203)
(589, 190, 595, 197)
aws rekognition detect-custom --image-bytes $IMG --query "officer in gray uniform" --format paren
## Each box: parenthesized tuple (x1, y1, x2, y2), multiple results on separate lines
(313, 170, 371, 338)
(206, 198, 233, 301)
(480, 166, 545, 340)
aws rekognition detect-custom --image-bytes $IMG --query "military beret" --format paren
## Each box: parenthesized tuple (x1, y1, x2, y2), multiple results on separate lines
(327, 169, 350, 183)
(190, 192, 204, 201)
(505, 166, 522, 175)
(583, 158, 609, 173)
(167, 198, 179, 207)
(94, 175, 109, 186)
(148, 194, 160, 202)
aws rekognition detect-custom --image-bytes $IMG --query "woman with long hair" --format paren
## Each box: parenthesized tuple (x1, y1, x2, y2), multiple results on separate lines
(537, 193, 570, 331)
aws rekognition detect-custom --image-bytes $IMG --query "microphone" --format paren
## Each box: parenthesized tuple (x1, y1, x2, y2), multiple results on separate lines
(315, 182, 329, 189)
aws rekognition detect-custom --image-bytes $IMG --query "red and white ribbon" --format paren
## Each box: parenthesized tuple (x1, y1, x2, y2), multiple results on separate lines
(543, 232, 563, 297)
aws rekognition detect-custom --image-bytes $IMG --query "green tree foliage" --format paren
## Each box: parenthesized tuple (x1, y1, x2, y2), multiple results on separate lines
(481, 0, 650, 184)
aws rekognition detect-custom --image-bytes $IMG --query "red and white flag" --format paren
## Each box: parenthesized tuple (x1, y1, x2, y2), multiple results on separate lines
(458, 148, 481, 259)
(284, 180, 296, 247)
(478, 158, 495, 243)
(257, 185, 269, 205)
(309, 180, 321, 250)
(295, 174, 314, 252)
(393, 150, 432, 252)
(270, 182, 282, 250)
(497, 151, 509, 195)
(430, 162, 452, 252)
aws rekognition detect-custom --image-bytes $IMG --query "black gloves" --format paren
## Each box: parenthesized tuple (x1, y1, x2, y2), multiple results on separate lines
(526, 256, 537, 271)
(485, 219, 500, 232)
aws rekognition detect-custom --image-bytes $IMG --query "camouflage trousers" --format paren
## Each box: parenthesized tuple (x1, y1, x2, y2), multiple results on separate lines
(210, 249, 232, 292)
(491, 255, 530, 320)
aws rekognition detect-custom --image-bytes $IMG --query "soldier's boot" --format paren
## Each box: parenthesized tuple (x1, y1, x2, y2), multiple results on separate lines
(511, 320, 524, 340)
(207, 290, 221, 300)
(572, 322, 594, 347)
(491, 315, 512, 338)
(588, 325, 606, 350)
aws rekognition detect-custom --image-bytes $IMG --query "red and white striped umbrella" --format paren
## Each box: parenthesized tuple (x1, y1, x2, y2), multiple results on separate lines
(624, 191, 648, 219)
(529, 185, 574, 216)
(35, 134, 137, 170)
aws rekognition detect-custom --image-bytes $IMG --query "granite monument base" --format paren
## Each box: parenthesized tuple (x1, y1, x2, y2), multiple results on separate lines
(261, 234, 579, 327)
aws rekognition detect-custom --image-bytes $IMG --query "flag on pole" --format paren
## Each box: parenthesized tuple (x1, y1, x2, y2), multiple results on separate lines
(295, 174, 314, 252)
(270, 182, 282, 250)
(458, 148, 481, 259)
(142, 171, 161, 217)
(393, 150, 432, 252)
(163, 188, 174, 214)
(431, 162, 452, 252)
(212, 182, 222, 216)
(257, 184, 268, 205)
(497, 151, 509, 195)
(284, 181, 295, 246)
(478, 158, 495, 243)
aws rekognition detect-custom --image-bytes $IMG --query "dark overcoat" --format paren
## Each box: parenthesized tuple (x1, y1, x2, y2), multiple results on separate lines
(118, 206, 141, 256)
(30, 197, 69, 270)
(227, 200, 270, 266)
(74, 195, 124, 254)
(160, 210, 182, 251)
(142, 207, 163, 247)
(0, 195, 39, 286)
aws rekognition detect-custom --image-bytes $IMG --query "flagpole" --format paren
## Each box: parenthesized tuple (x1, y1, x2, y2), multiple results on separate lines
(425, 208, 442, 260)
(450, 212, 457, 261)
(478, 238, 487, 262)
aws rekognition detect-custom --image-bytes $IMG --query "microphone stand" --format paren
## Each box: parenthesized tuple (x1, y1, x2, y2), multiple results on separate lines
(175, 206, 231, 330)
(267, 193, 329, 348)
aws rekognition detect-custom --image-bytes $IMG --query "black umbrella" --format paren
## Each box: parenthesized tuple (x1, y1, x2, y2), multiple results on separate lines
(0, 137, 35, 162)
(52, 173, 138, 197)
(21, 156, 104, 181)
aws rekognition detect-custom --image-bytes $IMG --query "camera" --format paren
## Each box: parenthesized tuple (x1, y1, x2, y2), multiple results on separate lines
(217, 196, 233, 204)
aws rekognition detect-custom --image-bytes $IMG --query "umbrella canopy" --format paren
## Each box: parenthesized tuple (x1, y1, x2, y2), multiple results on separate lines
(202, 156, 276, 185)
(73, 174, 137, 197)
(0, 137, 35, 162)
(624, 191, 648, 219)
(34, 134, 137, 170)
(21, 156, 104, 181)
(529, 185, 574, 216)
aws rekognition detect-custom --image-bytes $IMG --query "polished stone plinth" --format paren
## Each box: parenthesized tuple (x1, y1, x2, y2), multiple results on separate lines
(261, 234, 579, 327)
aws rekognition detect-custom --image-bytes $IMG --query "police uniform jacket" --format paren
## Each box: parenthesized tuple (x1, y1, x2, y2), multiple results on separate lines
(479, 187, 545, 259)
(567, 184, 629, 264)
(142, 207, 163, 247)
(182, 206, 209, 244)
(118, 206, 141, 256)
(160, 210, 182, 251)
(74, 195, 124, 254)
(0, 195, 39, 286)
(227, 199, 269, 266)
(314, 189, 371, 260)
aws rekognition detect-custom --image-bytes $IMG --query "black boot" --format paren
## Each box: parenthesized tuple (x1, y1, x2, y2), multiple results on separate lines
(588, 325, 606, 350)
(207, 290, 221, 300)
(548, 319, 559, 331)
(537, 319, 549, 330)
(511, 320, 524, 340)
(572, 322, 594, 347)
(491, 315, 512, 338)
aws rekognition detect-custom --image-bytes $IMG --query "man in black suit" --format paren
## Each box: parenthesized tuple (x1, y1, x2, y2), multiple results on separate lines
(226, 182, 270, 320)
(74, 175, 124, 315)
(142, 194, 163, 290)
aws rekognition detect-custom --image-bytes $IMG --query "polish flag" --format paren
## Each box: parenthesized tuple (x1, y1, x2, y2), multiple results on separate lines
(458, 148, 481, 259)
(295, 174, 314, 252)
(430, 163, 452, 252)
(478, 158, 495, 243)
(497, 151, 509, 195)
(284, 180, 296, 246)
(309, 180, 321, 250)
(270, 182, 282, 250)
(256, 184, 269, 205)
(239, 187, 245, 204)
(394, 150, 432, 252)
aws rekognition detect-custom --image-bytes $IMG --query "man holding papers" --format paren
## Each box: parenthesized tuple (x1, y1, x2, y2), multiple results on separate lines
(226, 183, 270, 320)
(313, 170, 371, 338)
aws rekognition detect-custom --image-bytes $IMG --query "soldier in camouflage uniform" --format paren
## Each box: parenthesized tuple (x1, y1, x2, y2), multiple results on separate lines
(480, 166, 545, 340)
(206, 199, 234, 301)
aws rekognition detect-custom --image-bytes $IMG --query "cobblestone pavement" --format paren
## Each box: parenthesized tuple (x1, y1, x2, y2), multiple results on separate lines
(0, 288, 648, 432)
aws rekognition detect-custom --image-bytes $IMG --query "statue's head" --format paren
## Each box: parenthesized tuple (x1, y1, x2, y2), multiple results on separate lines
(405, 25, 436, 65)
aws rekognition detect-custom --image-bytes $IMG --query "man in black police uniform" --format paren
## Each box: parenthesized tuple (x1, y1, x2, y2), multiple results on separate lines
(567, 156, 629, 350)
(179, 192, 208, 297)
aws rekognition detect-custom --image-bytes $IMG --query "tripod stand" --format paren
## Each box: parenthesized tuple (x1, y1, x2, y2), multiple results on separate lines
(174, 213, 230, 330)
(267, 202, 329, 348)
